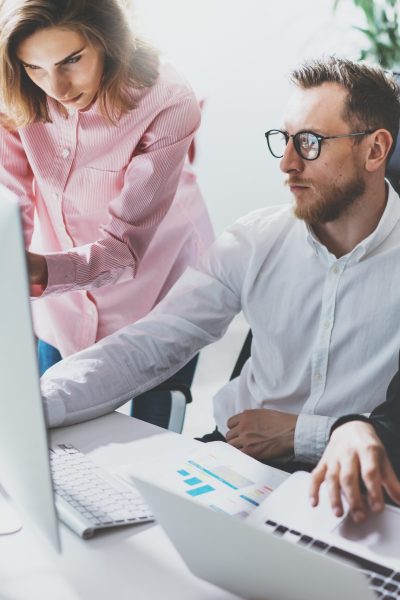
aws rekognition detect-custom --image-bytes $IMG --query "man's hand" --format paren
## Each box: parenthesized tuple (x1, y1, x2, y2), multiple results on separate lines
(310, 421, 400, 522)
(226, 409, 297, 461)
(26, 251, 48, 287)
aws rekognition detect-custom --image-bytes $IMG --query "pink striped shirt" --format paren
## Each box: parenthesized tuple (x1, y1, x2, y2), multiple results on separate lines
(0, 63, 214, 356)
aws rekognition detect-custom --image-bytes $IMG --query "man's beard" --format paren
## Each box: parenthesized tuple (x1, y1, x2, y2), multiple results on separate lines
(292, 177, 366, 225)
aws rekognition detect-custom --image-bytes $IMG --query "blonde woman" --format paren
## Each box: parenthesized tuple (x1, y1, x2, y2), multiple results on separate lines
(0, 0, 213, 426)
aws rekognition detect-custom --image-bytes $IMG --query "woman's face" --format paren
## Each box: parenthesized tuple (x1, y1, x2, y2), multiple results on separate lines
(17, 26, 104, 111)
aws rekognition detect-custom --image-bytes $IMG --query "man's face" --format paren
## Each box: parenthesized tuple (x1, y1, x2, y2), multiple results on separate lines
(280, 83, 367, 225)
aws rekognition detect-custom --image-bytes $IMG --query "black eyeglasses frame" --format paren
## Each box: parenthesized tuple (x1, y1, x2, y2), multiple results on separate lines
(265, 128, 377, 161)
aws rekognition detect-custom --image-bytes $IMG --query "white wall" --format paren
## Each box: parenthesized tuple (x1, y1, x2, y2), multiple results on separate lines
(131, 0, 362, 234)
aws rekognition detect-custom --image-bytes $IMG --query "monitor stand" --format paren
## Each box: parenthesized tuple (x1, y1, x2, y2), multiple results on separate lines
(0, 484, 22, 534)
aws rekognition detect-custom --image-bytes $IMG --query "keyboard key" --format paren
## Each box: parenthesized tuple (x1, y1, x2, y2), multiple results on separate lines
(298, 535, 313, 546)
(327, 546, 393, 578)
(384, 583, 398, 593)
(274, 525, 288, 536)
(311, 540, 329, 552)
(289, 529, 301, 537)
(371, 577, 384, 588)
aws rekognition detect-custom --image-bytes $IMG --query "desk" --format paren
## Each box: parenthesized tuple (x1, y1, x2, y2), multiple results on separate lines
(0, 412, 241, 600)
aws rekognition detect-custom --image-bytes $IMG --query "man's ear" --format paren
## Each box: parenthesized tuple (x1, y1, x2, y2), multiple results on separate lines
(365, 129, 393, 172)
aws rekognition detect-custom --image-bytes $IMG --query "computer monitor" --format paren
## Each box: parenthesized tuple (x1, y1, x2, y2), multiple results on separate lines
(0, 186, 60, 551)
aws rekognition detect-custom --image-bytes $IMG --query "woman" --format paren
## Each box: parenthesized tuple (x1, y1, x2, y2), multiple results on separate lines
(0, 0, 213, 425)
(0, 0, 212, 426)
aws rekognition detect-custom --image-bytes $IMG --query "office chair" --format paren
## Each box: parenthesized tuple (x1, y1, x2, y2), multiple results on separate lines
(130, 355, 197, 434)
(195, 330, 253, 444)
(386, 72, 400, 193)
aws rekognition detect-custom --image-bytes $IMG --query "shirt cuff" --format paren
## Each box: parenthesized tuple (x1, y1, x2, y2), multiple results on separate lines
(294, 413, 337, 464)
(41, 389, 66, 428)
(329, 414, 371, 438)
(42, 252, 76, 295)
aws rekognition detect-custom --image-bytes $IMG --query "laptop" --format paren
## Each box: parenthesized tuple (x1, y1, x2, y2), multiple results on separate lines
(0, 187, 152, 548)
(130, 467, 400, 599)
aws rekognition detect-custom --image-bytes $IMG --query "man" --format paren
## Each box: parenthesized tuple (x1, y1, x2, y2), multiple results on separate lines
(41, 57, 400, 472)
(310, 363, 400, 522)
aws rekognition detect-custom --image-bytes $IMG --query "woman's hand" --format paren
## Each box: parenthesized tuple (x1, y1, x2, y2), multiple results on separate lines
(26, 251, 48, 287)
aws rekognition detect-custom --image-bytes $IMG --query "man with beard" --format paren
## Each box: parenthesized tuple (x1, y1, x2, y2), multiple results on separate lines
(39, 57, 400, 475)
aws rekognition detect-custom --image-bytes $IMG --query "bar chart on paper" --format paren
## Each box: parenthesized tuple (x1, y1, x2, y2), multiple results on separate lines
(173, 446, 287, 519)
(121, 441, 289, 522)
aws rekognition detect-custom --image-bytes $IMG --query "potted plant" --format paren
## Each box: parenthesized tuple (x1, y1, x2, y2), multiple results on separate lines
(334, 0, 400, 68)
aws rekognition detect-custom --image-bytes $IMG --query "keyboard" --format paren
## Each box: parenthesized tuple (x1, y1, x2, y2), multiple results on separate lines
(264, 519, 400, 599)
(49, 444, 153, 539)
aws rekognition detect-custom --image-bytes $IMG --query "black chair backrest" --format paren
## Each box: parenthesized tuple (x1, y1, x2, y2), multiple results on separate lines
(229, 330, 252, 381)
(385, 72, 400, 194)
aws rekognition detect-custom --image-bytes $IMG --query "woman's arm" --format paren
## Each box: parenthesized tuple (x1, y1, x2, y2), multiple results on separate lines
(36, 91, 202, 295)
(0, 126, 35, 246)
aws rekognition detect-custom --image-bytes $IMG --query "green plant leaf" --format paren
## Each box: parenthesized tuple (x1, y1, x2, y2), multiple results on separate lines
(335, 0, 400, 69)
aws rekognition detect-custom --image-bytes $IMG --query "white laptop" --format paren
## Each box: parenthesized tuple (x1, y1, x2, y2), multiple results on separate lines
(130, 468, 400, 600)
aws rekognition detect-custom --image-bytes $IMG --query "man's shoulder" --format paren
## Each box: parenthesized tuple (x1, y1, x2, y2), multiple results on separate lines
(231, 204, 296, 234)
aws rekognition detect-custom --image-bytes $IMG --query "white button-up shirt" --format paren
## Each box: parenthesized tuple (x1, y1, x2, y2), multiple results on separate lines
(41, 182, 400, 463)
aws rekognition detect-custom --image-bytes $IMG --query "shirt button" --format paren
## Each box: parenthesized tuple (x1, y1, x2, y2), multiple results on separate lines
(62, 148, 70, 158)
(314, 372, 322, 381)
(52, 192, 59, 200)
(332, 266, 339, 274)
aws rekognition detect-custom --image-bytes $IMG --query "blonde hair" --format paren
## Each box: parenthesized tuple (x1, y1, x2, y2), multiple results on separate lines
(0, 0, 159, 127)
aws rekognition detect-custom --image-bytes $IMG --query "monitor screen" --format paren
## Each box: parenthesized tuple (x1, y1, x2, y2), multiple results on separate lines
(0, 186, 60, 551)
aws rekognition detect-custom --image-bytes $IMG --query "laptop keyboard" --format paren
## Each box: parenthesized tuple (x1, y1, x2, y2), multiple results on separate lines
(50, 444, 153, 539)
(264, 519, 400, 599)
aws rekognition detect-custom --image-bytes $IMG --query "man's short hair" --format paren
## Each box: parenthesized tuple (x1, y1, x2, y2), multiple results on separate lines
(291, 56, 400, 160)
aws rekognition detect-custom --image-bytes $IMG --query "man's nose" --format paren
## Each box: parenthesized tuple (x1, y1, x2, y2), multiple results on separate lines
(280, 138, 303, 173)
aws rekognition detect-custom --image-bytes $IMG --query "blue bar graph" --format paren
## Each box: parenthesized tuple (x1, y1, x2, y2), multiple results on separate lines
(184, 477, 202, 486)
(187, 484, 215, 497)
(239, 494, 259, 507)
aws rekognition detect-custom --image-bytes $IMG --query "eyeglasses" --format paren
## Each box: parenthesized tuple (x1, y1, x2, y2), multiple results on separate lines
(265, 129, 376, 161)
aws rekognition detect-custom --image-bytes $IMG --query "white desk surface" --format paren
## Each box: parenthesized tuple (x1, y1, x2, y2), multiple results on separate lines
(0, 412, 241, 600)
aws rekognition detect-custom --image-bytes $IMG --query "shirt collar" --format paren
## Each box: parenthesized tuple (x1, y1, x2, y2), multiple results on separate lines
(305, 180, 400, 264)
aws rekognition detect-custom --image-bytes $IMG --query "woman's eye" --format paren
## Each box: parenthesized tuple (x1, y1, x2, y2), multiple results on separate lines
(23, 63, 41, 70)
(65, 56, 81, 65)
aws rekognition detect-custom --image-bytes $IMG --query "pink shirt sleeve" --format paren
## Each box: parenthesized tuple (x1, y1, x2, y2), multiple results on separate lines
(43, 91, 201, 295)
(0, 126, 35, 247)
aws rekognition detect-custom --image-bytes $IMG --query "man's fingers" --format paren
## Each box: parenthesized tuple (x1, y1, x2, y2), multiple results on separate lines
(382, 459, 400, 507)
(325, 466, 344, 517)
(338, 455, 367, 521)
(309, 464, 326, 507)
(225, 429, 239, 443)
(226, 435, 242, 449)
(226, 414, 240, 429)
(359, 447, 385, 513)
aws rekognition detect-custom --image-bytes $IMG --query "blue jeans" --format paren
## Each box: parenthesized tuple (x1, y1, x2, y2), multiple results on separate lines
(37, 340, 62, 376)
(37, 339, 198, 430)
